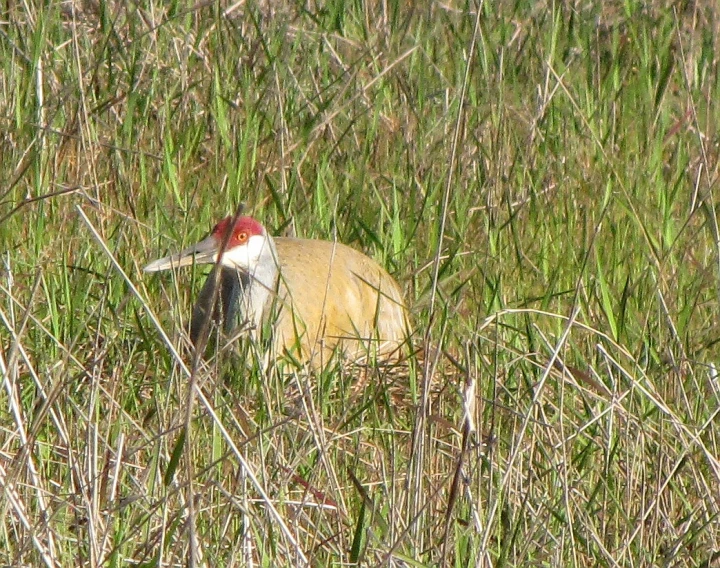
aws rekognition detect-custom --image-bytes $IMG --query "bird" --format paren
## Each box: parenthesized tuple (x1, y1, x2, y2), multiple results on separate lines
(144, 215, 410, 368)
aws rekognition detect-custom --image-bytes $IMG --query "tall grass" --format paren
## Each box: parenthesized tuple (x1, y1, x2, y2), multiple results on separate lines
(2, 1, 720, 566)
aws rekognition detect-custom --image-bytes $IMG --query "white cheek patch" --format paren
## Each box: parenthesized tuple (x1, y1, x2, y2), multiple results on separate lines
(220, 235, 267, 270)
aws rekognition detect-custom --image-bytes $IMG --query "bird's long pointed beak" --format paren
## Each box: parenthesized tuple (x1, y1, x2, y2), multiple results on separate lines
(143, 235, 219, 272)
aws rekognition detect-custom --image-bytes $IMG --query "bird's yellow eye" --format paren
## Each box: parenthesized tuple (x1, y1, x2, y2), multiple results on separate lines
(235, 231, 248, 244)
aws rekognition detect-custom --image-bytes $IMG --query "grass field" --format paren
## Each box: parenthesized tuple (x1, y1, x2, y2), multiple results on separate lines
(2, 1, 720, 566)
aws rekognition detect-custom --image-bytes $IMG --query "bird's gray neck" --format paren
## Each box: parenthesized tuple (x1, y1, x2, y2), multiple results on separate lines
(240, 235, 280, 332)
(190, 234, 280, 345)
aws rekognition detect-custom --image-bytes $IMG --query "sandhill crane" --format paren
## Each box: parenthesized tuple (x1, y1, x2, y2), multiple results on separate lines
(145, 215, 410, 367)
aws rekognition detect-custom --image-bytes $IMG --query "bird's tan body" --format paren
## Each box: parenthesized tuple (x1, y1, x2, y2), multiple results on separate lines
(267, 238, 409, 365)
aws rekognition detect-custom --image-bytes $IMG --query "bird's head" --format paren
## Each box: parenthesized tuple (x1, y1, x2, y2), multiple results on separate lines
(144, 216, 272, 273)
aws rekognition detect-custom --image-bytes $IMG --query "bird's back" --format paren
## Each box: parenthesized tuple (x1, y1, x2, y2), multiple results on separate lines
(270, 238, 409, 365)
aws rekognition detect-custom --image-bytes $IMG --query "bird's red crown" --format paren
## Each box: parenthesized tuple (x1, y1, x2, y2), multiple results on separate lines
(212, 216, 265, 249)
